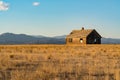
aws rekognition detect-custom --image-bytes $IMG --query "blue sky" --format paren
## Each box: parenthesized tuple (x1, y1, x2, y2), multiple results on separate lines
(0, 0, 120, 38)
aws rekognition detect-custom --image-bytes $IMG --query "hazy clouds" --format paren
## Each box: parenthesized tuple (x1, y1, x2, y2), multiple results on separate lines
(33, 2, 40, 6)
(0, 1, 9, 11)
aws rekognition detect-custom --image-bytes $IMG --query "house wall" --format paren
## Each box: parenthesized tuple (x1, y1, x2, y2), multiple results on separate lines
(87, 32, 101, 44)
(66, 38, 86, 44)
(87, 38, 101, 44)
(97, 38, 101, 44)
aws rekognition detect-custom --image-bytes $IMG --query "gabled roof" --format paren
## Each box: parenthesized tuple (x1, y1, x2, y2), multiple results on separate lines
(66, 28, 101, 38)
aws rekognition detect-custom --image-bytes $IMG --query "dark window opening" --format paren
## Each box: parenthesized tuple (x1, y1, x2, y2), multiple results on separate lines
(80, 38, 83, 43)
(69, 38, 72, 42)
(94, 39, 97, 43)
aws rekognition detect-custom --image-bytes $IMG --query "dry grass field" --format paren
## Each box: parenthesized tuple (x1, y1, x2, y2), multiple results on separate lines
(0, 44, 120, 80)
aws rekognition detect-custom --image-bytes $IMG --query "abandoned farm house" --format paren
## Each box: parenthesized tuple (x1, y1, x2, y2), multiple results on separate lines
(66, 27, 102, 44)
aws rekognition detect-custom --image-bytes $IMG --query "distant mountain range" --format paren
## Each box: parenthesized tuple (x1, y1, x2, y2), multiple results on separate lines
(0, 33, 65, 44)
(101, 38, 120, 44)
(0, 33, 119, 44)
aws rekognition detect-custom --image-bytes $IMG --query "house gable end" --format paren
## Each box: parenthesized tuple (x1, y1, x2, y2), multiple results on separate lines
(87, 30, 101, 38)
(87, 30, 101, 44)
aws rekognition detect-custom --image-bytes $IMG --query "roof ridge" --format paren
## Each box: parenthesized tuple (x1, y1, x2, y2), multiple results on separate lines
(73, 29, 94, 30)
(72, 29, 94, 32)
(67, 29, 95, 38)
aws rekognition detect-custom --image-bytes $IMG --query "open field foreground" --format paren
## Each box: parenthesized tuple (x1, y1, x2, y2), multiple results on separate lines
(0, 44, 120, 80)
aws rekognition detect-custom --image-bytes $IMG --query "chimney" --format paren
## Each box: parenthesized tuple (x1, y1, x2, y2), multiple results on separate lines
(81, 27, 84, 30)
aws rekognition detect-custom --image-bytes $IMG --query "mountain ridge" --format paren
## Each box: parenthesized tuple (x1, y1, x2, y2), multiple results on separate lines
(0, 33, 119, 44)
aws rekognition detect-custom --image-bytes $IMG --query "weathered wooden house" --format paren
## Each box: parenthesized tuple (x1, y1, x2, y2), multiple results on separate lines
(66, 27, 102, 44)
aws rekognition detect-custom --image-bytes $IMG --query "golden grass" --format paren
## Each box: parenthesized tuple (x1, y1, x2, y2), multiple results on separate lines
(0, 44, 120, 80)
